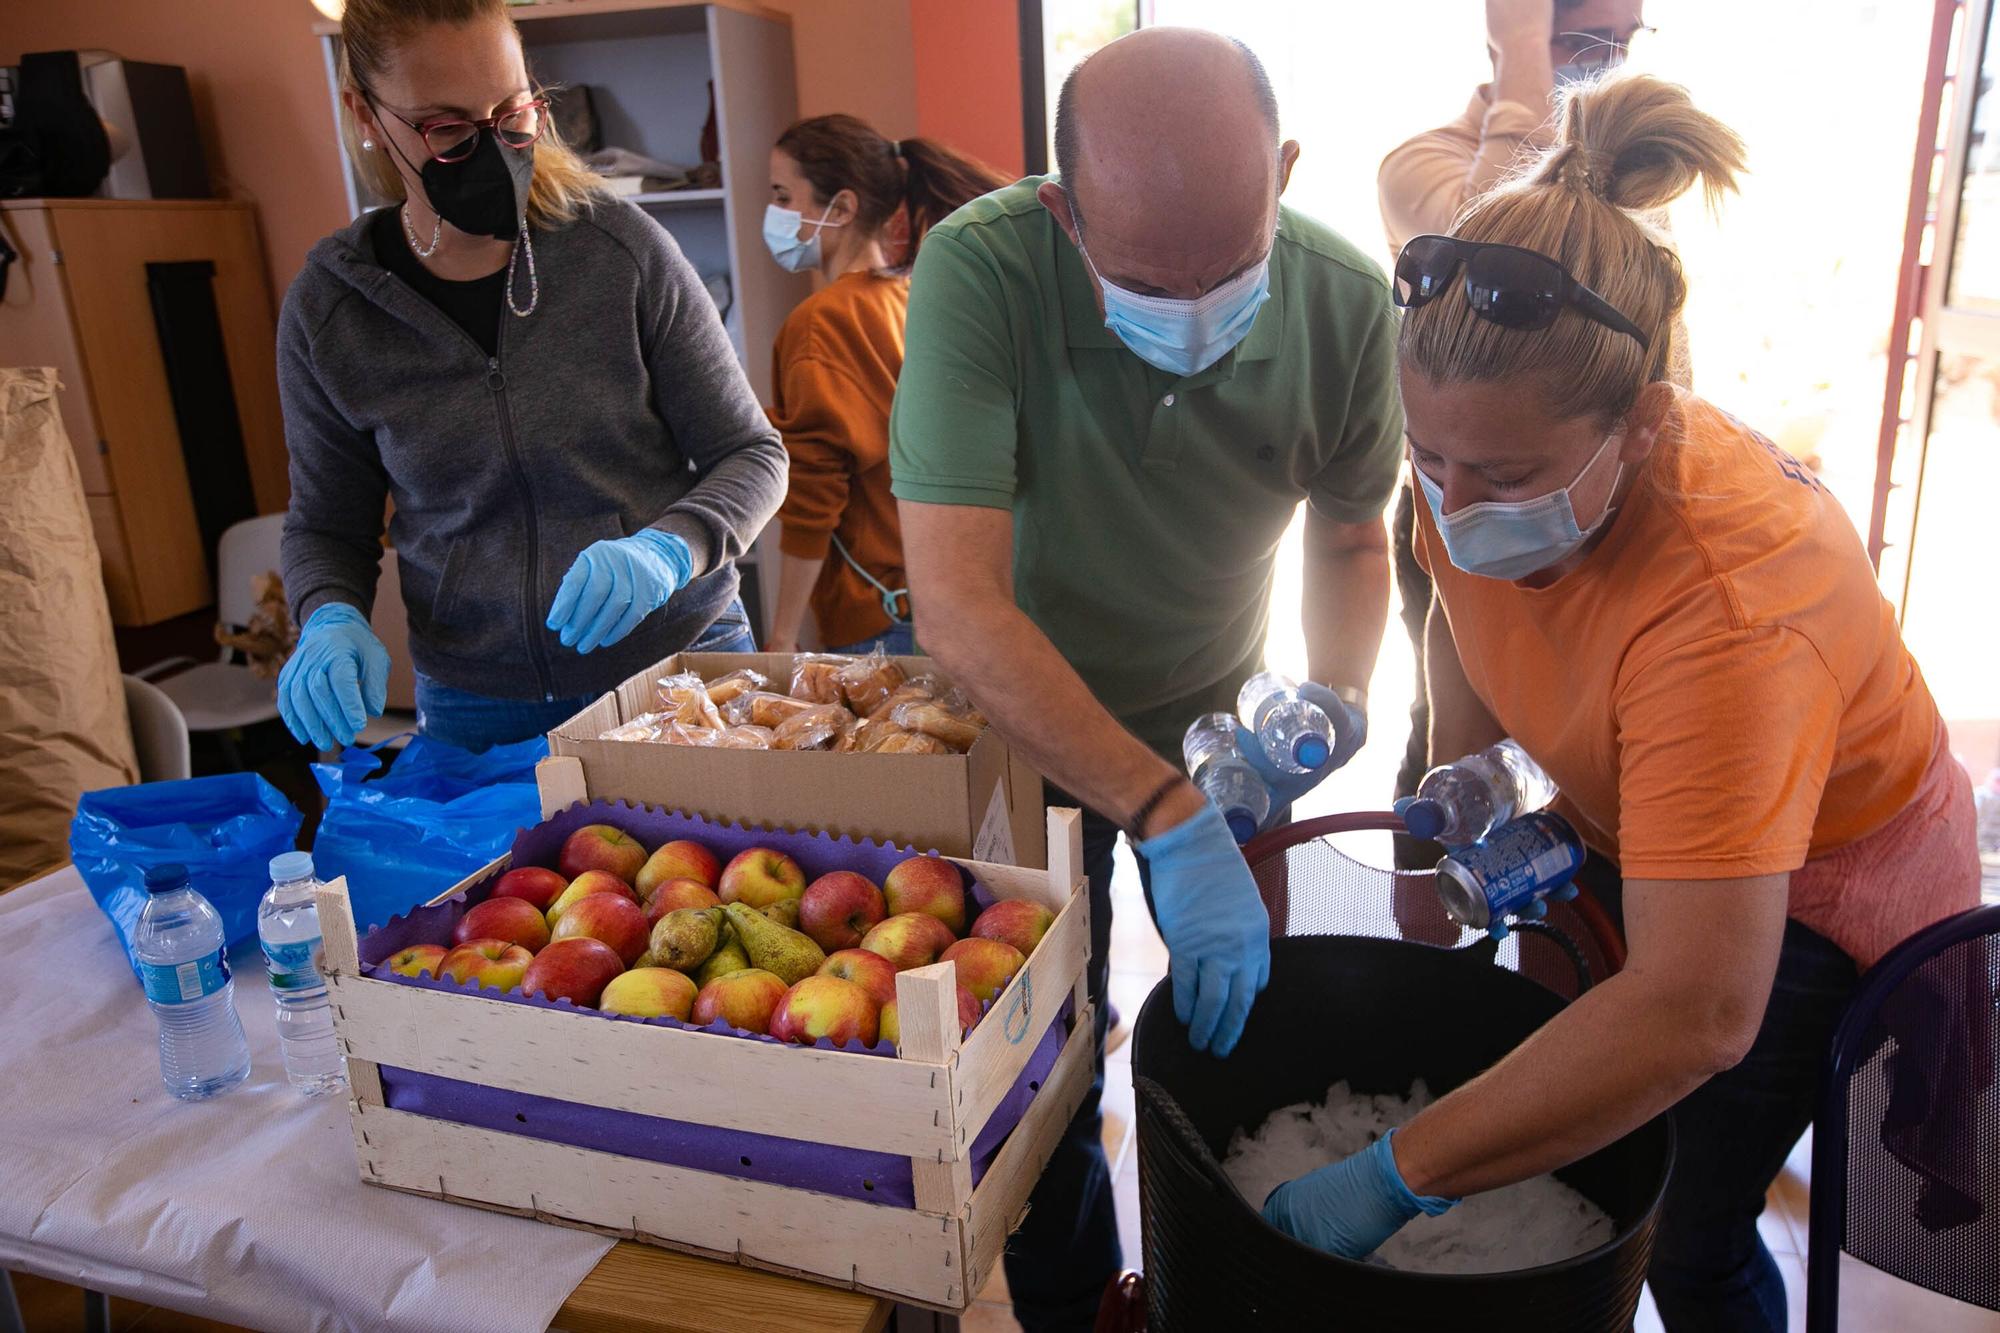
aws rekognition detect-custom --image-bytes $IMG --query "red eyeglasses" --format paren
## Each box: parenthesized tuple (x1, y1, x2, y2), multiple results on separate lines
(367, 93, 548, 163)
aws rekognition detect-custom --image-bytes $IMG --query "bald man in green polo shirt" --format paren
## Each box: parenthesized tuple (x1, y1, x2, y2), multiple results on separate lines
(889, 29, 1402, 1328)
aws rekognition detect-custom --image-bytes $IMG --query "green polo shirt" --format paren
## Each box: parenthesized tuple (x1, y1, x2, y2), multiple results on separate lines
(889, 176, 1404, 758)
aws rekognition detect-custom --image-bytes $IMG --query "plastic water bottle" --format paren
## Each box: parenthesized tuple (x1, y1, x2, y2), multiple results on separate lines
(259, 851, 347, 1097)
(134, 863, 251, 1101)
(1236, 671, 1337, 775)
(1404, 739, 1558, 846)
(1183, 712, 1271, 844)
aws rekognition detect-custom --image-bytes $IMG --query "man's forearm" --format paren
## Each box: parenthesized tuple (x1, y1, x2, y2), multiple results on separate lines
(766, 551, 825, 652)
(1303, 514, 1390, 694)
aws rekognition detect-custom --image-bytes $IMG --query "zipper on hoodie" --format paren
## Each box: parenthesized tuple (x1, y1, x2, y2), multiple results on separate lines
(484, 329, 558, 702)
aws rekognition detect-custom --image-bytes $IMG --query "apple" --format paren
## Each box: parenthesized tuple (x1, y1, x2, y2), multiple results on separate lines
(644, 878, 722, 926)
(557, 823, 647, 884)
(454, 896, 551, 954)
(490, 865, 567, 913)
(600, 967, 698, 1020)
(939, 937, 1025, 1004)
(636, 839, 721, 898)
(550, 891, 651, 966)
(691, 968, 790, 1034)
(860, 912, 958, 972)
(770, 975, 879, 1047)
(798, 871, 887, 953)
(521, 937, 625, 1007)
(546, 870, 638, 927)
(818, 948, 898, 1007)
(386, 943, 447, 978)
(884, 855, 968, 935)
(439, 938, 533, 991)
(880, 983, 981, 1047)
(718, 847, 807, 911)
(970, 899, 1055, 959)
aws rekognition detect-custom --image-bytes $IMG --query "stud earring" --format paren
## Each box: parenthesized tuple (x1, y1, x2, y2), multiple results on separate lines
(362, 138, 374, 150)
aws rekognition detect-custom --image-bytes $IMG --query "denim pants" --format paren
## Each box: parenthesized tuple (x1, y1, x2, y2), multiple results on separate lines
(416, 599, 758, 752)
(828, 620, 915, 657)
(1003, 792, 1148, 1331)
(1588, 869, 1859, 1332)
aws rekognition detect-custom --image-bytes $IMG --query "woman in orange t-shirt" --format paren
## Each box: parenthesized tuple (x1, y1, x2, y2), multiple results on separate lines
(761, 116, 1007, 654)
(1259, 76, 1980, 1331)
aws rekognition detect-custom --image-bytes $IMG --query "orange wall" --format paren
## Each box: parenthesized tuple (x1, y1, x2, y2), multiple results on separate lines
(910, 0, 1025, 177)
(764, 0, 919, 136)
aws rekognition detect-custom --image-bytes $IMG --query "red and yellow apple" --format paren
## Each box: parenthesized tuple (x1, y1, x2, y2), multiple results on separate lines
(521, 936, 625, 1007)
(557, 823, 647, 883)
(769, 975, 880, 1047)
(818, 947, 898, 1007)
(880, 983, 981, 1046)
(490, 865, 567, 913)
(970, 899, 1055, 958)
(545, 869, 637, 927)
(636, 839, 721, 898)
(860, 912, 958, 972)
(691, 967, 790, 1034)
(883, 855, 968, 935)
(644, 878, 723, 926)
(439, 938, 534, 991)
(385, 943, 447, 978)
(550, 890, 650, 966)
(717, 846, 807, 911)
(599, 967, 698, 1020)
(939, 937, 1025, 1003)
(798, 871, 887, 953)
(453, 896, 551, 953)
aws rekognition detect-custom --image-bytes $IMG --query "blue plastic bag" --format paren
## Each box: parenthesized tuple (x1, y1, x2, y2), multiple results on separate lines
(71, 773, 304, 981)
(309, 734, 546, 932)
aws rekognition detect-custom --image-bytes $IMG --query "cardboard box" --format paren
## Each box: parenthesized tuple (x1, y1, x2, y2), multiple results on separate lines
(544, 652, 1047, 867)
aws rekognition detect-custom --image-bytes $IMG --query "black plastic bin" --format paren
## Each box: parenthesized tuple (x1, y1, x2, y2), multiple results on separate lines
(1134, 934, 1673, 1331)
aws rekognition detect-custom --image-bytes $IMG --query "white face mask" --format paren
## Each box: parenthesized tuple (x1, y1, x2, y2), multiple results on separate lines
(1417, 432, 1625, 581)
(1078, 238, 1272, 377)
(763, 202, 843, 273)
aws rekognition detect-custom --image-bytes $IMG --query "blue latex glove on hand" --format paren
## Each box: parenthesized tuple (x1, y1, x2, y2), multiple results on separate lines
(1138, 802, 1271, 1058)
(1235, 682, 1367, 817)
(278, 603, 391, 752)
(545, 530, 694, 655)
(1262, 1130, 1456, 1259)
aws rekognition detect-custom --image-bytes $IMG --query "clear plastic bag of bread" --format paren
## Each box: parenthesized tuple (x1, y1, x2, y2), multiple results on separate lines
(723, 690, 820, 730)
(889, 698, 985, 752)
(875, 730, 953, 755)
(771, 702, 855, 751)
(834, 650, 907, 716)
(705, 667, 770, 710)
(600, 712, 671, 743)
(787, 653, 857, 704)
(654, 671, 724, 730)
(870, 672, 942, 720)
(714, 724, 775, 750)
(836, 714, 904, 753)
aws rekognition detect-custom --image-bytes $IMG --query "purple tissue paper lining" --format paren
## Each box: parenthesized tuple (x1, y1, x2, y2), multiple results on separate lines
(355, 799, 1068, 1209)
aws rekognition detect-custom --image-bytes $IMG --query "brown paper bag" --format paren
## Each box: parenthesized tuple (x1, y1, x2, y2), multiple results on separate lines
(0, 367, 138, 887)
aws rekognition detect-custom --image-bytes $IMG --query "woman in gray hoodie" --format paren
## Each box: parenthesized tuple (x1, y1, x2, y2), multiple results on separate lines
(277, 0, 786, 753)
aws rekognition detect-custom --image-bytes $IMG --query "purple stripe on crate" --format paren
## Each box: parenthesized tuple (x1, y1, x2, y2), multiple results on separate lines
(377, 1009, 1067, 1209)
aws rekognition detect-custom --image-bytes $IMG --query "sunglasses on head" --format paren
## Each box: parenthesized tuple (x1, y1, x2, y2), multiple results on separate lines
(1393, 235, 1650, 352)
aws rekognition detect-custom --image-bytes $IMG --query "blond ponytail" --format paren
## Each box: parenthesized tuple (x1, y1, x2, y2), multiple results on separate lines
(1402, 74, 1745, 422)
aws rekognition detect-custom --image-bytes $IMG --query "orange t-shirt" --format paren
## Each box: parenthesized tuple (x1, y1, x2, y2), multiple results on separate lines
(768, 270, 909, 647)
(1416, 389, 1940, 889)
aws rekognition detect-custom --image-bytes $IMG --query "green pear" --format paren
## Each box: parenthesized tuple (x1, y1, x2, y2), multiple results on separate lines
(650, 907, 723, 974)
(724, 901, 826, 985)
(696, 923, 751, 986)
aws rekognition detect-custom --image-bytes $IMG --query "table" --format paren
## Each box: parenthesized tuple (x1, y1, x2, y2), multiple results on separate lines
(0, 867, 896, 1333)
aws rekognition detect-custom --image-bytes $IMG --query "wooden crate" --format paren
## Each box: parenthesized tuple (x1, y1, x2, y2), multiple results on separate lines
(315, 808, 1093, 1312)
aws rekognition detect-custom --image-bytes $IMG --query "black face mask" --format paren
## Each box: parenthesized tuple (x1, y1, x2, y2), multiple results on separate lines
(413, 129, 534, 240)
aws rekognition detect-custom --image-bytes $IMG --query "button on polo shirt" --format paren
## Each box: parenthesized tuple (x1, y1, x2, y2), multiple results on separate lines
(889, 176, 1405, 757)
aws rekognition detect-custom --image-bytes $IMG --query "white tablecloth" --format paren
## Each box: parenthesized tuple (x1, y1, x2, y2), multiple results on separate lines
(0, 867, 613, 1332)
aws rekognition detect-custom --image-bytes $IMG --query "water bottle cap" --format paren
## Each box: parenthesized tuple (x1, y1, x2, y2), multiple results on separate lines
(270, 851, 315, 883)
(1224, 810, 1259, 844)
(1293, 733, 1330, 770)
(1403, 798, 1446, 841)
(143, 862, 191, 894)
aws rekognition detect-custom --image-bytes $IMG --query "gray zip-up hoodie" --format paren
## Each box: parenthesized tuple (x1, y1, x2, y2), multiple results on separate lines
(278, 200, 785, 702)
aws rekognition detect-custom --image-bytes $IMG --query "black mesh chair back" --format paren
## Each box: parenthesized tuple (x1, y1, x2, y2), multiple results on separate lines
(1806, 904, 2000, 1331)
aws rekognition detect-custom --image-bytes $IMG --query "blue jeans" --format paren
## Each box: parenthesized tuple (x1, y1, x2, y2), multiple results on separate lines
(829, 621, 915, 657)
(416, 599, 759, 752)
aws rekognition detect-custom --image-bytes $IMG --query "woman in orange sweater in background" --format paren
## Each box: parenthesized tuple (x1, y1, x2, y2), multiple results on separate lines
(762, 116, 1008, 654)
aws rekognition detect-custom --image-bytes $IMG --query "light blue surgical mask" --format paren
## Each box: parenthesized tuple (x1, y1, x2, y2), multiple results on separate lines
(1416, 432, 1624, 581)
(1078, 237, 1272, 377)
(763, 202, 843, 273)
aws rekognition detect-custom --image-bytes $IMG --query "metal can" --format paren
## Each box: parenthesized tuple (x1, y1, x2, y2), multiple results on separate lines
(1434, 812, 1586, 931)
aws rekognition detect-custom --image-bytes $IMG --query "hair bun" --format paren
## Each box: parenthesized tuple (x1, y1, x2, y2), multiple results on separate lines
(1546, 73, 1746, 214)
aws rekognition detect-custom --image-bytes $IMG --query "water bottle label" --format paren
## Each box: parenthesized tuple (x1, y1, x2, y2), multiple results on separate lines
(139, 949, 231, 1005)
(264, 937, 323, 990)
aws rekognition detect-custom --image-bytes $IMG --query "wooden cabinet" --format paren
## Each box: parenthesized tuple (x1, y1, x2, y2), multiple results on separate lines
(0, 199, 287, 626)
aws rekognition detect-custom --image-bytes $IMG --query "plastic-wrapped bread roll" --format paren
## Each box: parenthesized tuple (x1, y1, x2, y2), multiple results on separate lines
(771, 703, 855, 751)
(601, 712, 671, 742)
(890, 700, 984, 752)
(837, 714, 902, 753)
(871, 675, 941, 720)
(875, 730, 953, 755)
(706, 668, 771, 708)
(725, 691, 820, 729)
(655, 671, 725, 729)
(835, 651, 908, 716)
(789, 653, 856, 704)
(715, 725, 776, 750)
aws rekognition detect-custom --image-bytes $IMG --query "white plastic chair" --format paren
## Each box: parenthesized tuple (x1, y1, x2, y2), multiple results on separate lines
(122, 674, 191, 783)
(135, 514, 284, 735)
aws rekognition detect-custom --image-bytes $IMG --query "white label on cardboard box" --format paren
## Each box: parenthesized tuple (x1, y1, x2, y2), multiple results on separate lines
(973, 779, 1016, 865)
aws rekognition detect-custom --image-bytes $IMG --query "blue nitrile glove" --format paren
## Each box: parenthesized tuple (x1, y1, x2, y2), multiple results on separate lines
(278, 603, 391, 752)
(1138, 802, 1271, 1058)
(1262, 1129, 1456, 1259)
(1485, 880, 1580, 940)
(1235, 683, 1368, 819)
(545, 529, 694, 655)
